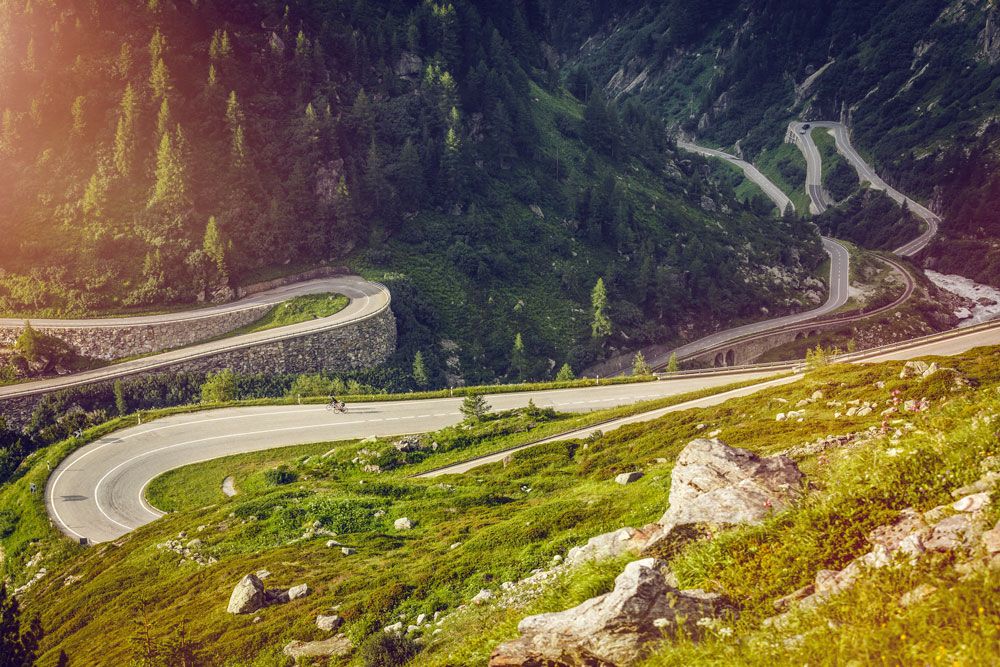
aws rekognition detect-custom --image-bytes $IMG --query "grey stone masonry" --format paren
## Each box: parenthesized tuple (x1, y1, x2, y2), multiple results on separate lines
(0, 307, 396, 431)
(0, 304, 274, 362)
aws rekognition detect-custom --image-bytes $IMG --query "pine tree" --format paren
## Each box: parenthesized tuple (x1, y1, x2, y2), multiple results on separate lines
(116, 43, 133, 79)
(203, 216, 227, 277)
(230, 125, 248, 170)
(113, 85, 138, 177)
(412, 351, 429, 388)
(149, 58, 171, 100)
(155, 97, 171, 139)
(591, 278, 612, 340)
(148, 27, 166, 64)
(70, 96, 86, 136)
(394, 139, 425, 211)
(510, 333, 528, 381)
(148, 131, 188, 211)
(632, 351, 651, 376)
(555, 363, 575, 381)
(460, 393, 490, 423)
(114, 380, 127, 416)
(666, 353, 679, 373)
(14, 322, 41, 363)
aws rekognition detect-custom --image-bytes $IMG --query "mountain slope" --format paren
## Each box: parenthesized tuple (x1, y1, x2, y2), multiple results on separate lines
(558, 0, 1000, 285)
(0, 0, 823, 381)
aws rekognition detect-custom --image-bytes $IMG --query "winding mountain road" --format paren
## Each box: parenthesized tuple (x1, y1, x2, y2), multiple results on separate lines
(789, 121, 940, 255)
(46, 319, 1000, 543)
(0, 276, 390, 402)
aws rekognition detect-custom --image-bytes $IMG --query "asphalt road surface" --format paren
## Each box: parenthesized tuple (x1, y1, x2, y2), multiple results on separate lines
(0, 276, 390, 401)
(790, 122, 940, 255)
(47, 370, 780, 544)
(47, 320, 1000, 543)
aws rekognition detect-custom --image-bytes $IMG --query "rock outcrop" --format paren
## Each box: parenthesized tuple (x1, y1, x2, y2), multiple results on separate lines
(283, 634, 353, 659)
(659, 439, 805, 528)
(490, 558, 734, 666)
(227, 574, 265, 614)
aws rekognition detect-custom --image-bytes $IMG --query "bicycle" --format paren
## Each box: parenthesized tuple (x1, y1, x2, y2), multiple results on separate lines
(325, 398, 348, 413)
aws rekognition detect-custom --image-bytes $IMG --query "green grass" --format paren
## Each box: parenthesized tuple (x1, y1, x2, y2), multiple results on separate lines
(227, 293, 349, 335)
(756, 143, 811, 214)
(14, 347, 1000, 664)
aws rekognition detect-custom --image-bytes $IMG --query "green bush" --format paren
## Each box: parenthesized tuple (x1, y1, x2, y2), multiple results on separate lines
(200, 369, 237, 403)
(261, 467, 297, 486)
(359, 633, 420, 667)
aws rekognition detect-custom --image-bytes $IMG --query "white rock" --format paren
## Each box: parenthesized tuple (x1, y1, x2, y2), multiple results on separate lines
(394, 517, 414, 530)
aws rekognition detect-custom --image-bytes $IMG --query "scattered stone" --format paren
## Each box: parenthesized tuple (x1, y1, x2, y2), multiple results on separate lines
(384, 622, 404, 634)
(326, 539, 341, 548)
(924, 514, 977, 552)
(471, 589, 493, 605)
(416, 613, 427, 625)
(811, 390, 824, 401)
(981, 521, 1000, 556)
(341, 547, 356, 556)
(288, 584, 310, 600)
(953, 492, 991, 513)
(489, 559, 734, 666)
(899, 584, 937, 608)
(773, 584, 814, 612)
(615, 471, 644, 485)
(449, 542, 462, 550)
(394, 517, 414, 531)
(952, 472, 1000, 498)
(283, 634, 353, 659)
(227, 574, 265, 614)
(316, 615, 343, 632)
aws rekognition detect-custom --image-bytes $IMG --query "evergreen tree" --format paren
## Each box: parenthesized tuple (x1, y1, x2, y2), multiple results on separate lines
(114, 380, 127, 416)
(14, 322, 40, 363)
(203, 216, 227, 278)
(70, 96, 86, 136)
(0, 583, 42, 666)
(149, 27, 165, 64)
(510, 333, 528, 381)
(632, 351, 651, 376)
(149, 58, 171, 100)
(412, 351, 429, 388)
(666, 352, 679, 373)
(148, 131, 188, 212)
(394, 139, 425, 211)
(591, 278, 611, 340)
(555, 363, 575, 381)
(460, 393, 490, 423)
(155, 97, 171, 139)
(113, 85, 137, 177)
(56, 650, 70, 667)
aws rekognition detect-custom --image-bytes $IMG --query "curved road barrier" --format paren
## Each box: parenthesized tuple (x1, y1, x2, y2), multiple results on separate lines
(0, 276, 392, 404)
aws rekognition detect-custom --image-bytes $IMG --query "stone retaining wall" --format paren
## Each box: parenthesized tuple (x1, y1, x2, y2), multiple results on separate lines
(0, 266, 352, 362)
(0, 307, 396, 431)
(0, 304, 275, 362)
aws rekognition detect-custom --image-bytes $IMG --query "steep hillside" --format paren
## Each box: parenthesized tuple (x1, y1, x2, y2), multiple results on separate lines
(8, 350, 1000, 665)
(0, 0, 823, 382)
(559, 0, 1000, 284)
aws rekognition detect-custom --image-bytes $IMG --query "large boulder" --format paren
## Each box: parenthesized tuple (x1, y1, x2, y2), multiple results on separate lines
(227, 574, 265, 614)
(283, 634, 353, 659)
(659, 439, 804, 527)
(489, 558, 734, 667)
